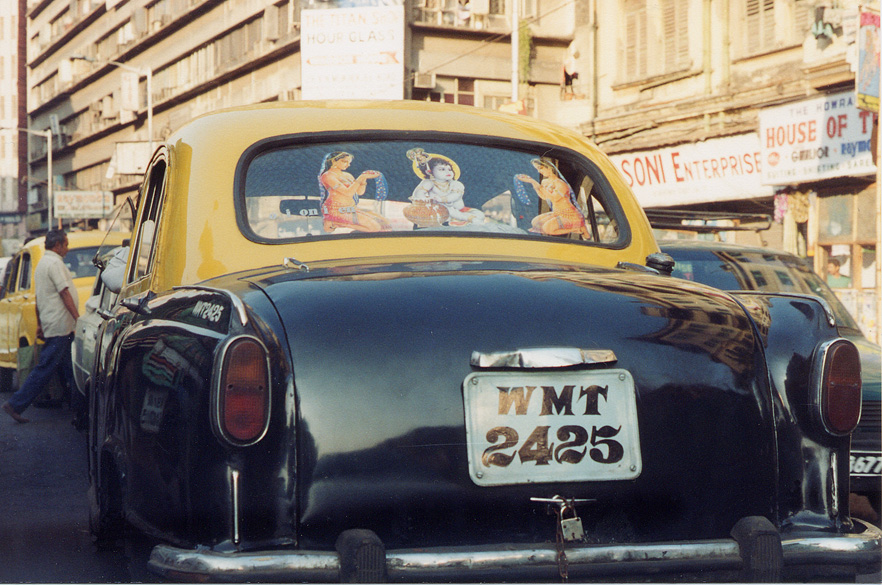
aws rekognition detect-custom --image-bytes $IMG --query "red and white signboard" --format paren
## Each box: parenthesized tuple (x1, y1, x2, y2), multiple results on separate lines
(759, 91, 877, 185)
(607, 134, 773, 208)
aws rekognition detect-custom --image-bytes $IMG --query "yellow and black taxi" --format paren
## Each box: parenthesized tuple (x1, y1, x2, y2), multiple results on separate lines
(0, 230, 128, 392)
(86, 101, 881, 582)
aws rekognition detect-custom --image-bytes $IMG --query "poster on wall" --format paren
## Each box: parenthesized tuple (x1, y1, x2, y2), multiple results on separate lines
(606, 134, 773, 208)
(300, 0, 405, 100)
(857, 9, 880, 113)
(759, 91, 877, 185)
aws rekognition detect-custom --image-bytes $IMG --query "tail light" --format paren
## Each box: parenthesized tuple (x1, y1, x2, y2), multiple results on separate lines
(214, 337, 270, 445)
(815, 340, 862, 436)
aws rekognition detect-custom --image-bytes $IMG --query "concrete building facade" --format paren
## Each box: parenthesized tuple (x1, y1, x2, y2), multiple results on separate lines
(24, 0, 575, 234)
(0, 0, 28, 250)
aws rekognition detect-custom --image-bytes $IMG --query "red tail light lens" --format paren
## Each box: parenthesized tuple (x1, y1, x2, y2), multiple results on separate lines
(218, 338, 269, 444)
(822, 341, 862, 435)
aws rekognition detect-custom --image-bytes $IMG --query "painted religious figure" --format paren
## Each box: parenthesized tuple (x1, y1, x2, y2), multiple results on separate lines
(516, 158, 589, 238)
(319, 151, 391, 232)
(407, 148, 485, 226)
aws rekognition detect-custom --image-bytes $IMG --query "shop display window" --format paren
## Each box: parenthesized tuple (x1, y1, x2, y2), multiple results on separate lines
(817, 187, 878, 341)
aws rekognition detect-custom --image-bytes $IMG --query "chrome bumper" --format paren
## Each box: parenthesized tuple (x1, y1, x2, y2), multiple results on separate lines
(148, 520, 882, 582)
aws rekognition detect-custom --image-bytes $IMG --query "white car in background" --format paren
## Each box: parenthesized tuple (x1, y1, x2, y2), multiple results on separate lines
(72, 246, 127, 397)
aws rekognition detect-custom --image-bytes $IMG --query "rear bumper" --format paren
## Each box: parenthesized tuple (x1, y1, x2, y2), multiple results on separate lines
(148, 519, 882, 582)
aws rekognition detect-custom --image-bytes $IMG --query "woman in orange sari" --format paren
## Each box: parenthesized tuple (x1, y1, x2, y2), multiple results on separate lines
(516, 158, 589, 238)
(319, 151, 390, 232)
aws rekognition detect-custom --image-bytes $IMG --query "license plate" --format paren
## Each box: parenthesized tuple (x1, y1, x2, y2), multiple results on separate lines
(463, 369, 642, 486)
(850, 452, 882, 476)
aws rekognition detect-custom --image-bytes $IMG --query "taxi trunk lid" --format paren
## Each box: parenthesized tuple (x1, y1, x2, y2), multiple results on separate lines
(256, 261, 776, 550)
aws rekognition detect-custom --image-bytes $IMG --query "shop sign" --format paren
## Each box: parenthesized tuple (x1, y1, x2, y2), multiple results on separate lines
(54, 190, 114, 219)
(759, 91, 877, 185)
(300, 0, 405, 100)
(607, 134, 773, 208)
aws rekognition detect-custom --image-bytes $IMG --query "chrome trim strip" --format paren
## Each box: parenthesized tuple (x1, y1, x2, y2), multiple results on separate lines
(734, 291, 836, 327)
(148, 521, 882, 581)
(831, 452, 839, 517)
(471, 347, 618, 369)
(231, 469, 240, 545)
(174, 285, 249, 327)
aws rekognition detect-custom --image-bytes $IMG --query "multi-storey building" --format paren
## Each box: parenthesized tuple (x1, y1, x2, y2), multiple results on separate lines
(557, 0, 880, 342)
(25, 0, 574, 233)
(0, 0, 27, 249)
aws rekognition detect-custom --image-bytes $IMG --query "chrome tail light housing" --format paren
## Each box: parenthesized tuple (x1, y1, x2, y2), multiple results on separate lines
(811, 339, 862, 436)
(212, 336, 271, 446)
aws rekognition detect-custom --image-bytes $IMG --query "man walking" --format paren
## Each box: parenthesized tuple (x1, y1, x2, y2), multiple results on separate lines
(2, 230, 79, 423)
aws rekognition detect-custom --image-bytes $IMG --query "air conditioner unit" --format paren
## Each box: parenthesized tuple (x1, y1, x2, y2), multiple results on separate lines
(414, 72, 436, 89)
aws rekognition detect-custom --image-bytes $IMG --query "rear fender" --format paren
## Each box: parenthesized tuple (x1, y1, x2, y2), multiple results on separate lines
(731, 292, 853, 532)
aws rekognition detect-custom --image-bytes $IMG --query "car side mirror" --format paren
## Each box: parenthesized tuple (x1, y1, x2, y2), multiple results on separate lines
(646, 253, 675, 276)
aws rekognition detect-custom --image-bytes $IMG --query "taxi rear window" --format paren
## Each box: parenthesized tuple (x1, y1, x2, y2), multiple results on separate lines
(238, 138, 627, 246)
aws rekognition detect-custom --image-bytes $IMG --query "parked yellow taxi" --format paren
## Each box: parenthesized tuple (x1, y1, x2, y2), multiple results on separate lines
(84, 101, 879, 582)
(0, 230, 128, 390)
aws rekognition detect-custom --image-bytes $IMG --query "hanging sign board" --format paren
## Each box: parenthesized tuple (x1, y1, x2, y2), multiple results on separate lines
(759, 91, 877, 185)
(856, 10, 880, 113)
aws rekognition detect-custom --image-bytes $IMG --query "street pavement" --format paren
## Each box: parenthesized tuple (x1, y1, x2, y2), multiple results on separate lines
(0, 392, 145, 582)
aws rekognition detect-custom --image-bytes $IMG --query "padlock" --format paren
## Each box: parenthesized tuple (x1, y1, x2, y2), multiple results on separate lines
(559, 505, 585, 542)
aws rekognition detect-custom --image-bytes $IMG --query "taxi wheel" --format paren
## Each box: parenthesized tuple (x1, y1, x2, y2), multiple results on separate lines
(90, 458, 125, 549)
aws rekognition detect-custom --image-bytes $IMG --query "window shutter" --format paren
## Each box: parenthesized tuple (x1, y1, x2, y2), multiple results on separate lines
(662, 0, 689, 72)
(625, 0, 647, 79)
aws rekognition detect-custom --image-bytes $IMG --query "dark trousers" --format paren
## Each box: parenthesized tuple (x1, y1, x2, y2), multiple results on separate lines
(6, 334, 75, 415)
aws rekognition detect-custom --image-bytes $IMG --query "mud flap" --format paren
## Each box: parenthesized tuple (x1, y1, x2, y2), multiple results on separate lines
(336, 529, 386, 583)
(731, 516, 784, 582)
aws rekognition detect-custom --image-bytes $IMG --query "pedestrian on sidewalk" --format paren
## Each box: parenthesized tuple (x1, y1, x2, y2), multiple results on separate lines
(2, 229, 80, 424)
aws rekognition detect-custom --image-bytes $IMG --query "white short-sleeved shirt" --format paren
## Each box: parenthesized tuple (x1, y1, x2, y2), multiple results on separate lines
(35, 249, 78, 338)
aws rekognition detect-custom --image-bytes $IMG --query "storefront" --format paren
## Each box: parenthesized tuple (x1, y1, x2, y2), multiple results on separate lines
(759, 90, 879, 342)
(606, 89, 879, 343)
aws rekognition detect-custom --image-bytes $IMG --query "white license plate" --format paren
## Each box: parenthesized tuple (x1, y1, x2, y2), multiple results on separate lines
(850, 452, 882, 476)
(463, 369, 642, 486)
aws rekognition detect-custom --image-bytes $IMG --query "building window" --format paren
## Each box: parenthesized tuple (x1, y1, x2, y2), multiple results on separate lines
(662, 0, 689, 73)
(746, 0, 775, 53)
(413, 77, 475, 106)
(624, 0, 648, 80)
(817, 187, 878, 340)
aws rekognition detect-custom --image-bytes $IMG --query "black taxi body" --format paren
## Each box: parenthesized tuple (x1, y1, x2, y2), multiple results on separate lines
(660, 239, 881, 524)
(86, 102, 881, 582)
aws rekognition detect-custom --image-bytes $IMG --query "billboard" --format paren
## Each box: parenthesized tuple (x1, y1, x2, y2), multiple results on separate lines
(300, 0, 405, 100)
(759, 91, 877, 185)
